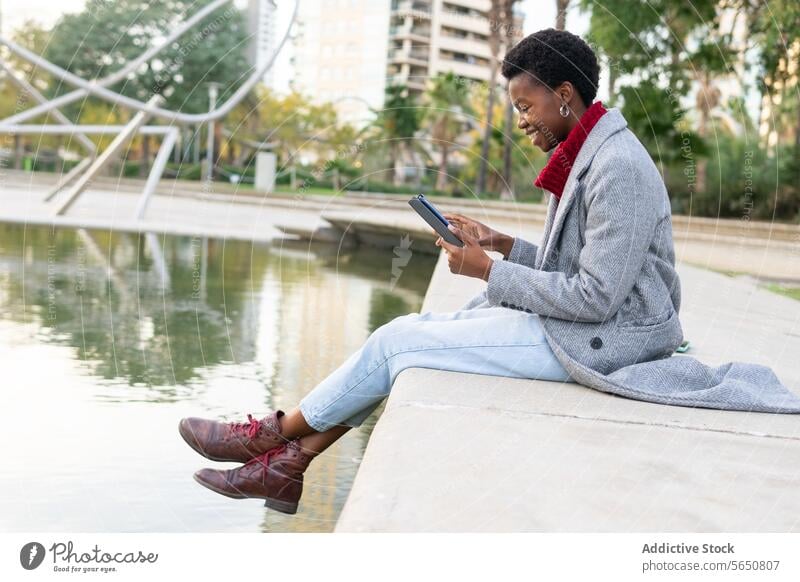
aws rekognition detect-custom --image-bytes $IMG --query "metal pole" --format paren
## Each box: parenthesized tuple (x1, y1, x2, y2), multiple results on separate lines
(0, 60, 96, 155)
(13, 134, 22, 169)
(204, 83, 220, 183)
(173, 132, 181, 164)
(193, 125, 200, 165)
(54, 95, 163, 216)
(135, 127, 179, 219)
(182, 127, 191, 162)
(0, 124, 175, 135)
(43, 157, 93, 201)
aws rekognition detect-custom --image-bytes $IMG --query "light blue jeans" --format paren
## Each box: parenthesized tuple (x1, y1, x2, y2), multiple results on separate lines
(297, 306, 574, 432)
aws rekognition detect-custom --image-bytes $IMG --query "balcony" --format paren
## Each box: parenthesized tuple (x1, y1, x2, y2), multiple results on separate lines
(388, 74, 427, 92)
(437, 34, 491, 60)
(388, 47, 431, 67)
(389, 24, 432, 43)
(392, 0, 432, 19)
(438, 9, 490, 35)
(433, 57, 490, 82)
(439, 49, 489, 68)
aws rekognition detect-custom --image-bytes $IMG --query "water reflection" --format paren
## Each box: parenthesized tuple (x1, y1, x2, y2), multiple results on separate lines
(0, 223, 436, 532)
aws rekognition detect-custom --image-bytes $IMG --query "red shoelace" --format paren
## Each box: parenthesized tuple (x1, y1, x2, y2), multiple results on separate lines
(243, 443, 288, 469)
(227, 414, 263, 439)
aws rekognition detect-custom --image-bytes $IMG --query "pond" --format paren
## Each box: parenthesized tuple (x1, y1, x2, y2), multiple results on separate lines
(0, 223, 437, 532)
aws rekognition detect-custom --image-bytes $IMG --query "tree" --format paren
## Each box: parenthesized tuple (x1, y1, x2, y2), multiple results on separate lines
(580, 0, 724, 157)
(691, 36, 733, 193)
(500, 0, 522, 200)
(467, 83, 544, 198)
(370, 84, 423, 186)
(555, 0, 570, 30)
(747, 0, 800, 148)
(476, 0, 503, 195)
(1, 20, 57, 168)
(5, 19, 51, 91)
(423, 72, 474, 192)
(232, 86, 356, 170)
(43, 0, 250, 115)
(478, 0, 519, 196)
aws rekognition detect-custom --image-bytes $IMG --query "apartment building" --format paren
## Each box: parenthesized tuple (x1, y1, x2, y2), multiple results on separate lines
(388, 0, 523, 95)
(246, 0, 279, 88)
(291, 0, 524, 125)
(290, 0, 393, 126)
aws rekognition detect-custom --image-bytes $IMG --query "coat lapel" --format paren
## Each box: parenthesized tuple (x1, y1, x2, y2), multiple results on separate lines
(535, 197, 558, 269)
(539, 108, 629, 265)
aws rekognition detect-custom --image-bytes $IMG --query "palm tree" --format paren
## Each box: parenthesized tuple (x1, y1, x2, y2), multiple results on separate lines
(476, 0, 517, 198)
(694, 71, 722, 195)
(556, 0, 570, 30)
(424, 72, 474, 191)
(369, 83, 425, 186)
(476, 0, 504, 195)
(495, 0, 521, 200)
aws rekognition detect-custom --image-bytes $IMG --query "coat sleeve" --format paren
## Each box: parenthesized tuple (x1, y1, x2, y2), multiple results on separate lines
(484, 152, 660, 322)
(459, 235, 539, 310)
(505, 236, 539, 269)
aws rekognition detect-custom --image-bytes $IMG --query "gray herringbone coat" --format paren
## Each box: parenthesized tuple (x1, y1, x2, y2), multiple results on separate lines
(462, 107, 800, 413)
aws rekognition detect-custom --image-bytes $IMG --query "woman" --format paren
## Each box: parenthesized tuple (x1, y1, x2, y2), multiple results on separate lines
(180, 29, 800, 515)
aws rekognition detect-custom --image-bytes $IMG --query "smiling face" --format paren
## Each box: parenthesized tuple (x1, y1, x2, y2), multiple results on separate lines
(508, 74, 574, 153)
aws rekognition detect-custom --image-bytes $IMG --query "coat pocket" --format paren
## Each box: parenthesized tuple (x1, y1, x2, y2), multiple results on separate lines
(616, 308, 675, 332)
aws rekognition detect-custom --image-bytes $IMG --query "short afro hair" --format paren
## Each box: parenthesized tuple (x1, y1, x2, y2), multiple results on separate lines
(501, 28, 600, 108)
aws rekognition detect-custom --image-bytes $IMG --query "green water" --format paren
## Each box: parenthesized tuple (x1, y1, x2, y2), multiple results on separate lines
(0, 223, 437, 532)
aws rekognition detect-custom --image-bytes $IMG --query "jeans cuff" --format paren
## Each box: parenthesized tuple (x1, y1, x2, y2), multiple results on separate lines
(298, 401, 333, 432)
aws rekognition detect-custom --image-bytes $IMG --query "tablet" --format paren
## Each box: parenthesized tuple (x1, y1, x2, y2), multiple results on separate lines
(408, 194, 464, 247)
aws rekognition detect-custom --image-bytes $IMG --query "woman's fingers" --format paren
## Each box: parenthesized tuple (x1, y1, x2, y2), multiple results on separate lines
(443, 212, 467, 223)
(444, 213, 487, 243)
(445, 215, 477, 232)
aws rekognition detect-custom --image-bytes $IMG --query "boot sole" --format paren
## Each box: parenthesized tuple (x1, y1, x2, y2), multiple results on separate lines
(192, 473, 299, 515)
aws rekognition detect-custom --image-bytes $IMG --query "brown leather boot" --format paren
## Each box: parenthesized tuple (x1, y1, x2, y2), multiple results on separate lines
(193, 440, 313, 514)
(179, 410, 287, 463)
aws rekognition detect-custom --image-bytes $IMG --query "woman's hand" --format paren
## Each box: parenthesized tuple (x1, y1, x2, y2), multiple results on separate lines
(435, 224, 494, 281)
(442, 213, 513, 258)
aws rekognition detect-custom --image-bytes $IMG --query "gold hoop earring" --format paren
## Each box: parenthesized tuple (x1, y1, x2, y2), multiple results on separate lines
(559, 102, 570, 117)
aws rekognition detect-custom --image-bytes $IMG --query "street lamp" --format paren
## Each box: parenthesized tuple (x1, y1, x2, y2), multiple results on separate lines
(204, 82, 222, 183)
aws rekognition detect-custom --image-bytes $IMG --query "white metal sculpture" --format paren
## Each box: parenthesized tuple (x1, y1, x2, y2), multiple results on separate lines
(0, 0, 299, 218)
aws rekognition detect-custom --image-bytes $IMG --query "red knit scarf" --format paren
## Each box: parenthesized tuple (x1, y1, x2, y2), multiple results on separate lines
(534, 101, 608, 200)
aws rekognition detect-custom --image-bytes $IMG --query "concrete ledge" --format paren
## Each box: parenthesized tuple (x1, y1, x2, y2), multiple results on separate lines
(276, 211, 441, 255)
(7, 171, 798, 243)
(334, 368, 800, 532)
(335, 229, 800, 532)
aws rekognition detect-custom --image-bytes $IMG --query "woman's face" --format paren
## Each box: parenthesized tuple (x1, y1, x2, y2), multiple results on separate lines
(508, 74, 572, 153)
